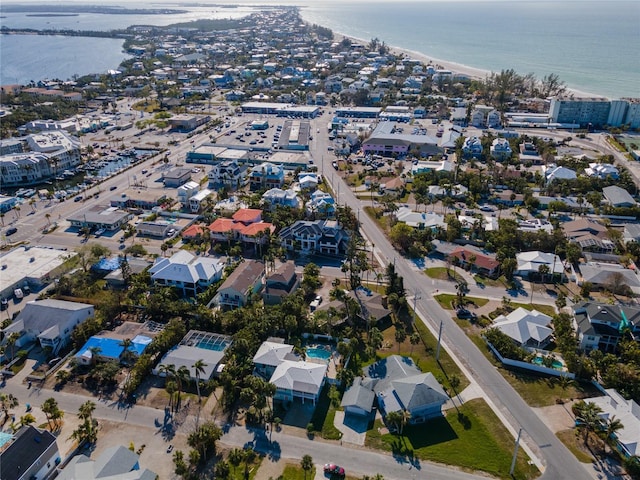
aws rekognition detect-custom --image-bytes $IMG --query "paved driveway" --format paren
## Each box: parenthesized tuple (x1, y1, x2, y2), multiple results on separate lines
(333, 410, 368, 445)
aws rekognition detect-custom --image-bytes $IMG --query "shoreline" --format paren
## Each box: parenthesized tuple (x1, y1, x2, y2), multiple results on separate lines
(329, 30, 606, 99)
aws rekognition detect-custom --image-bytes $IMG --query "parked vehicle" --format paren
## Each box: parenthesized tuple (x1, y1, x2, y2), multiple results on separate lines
(14, 288, 24, 299)
(323, 464, 345, 477)
(6, 227, 17, 236)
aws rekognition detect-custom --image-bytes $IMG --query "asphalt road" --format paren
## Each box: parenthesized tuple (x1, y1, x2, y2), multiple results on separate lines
(308, 113, 591, 480)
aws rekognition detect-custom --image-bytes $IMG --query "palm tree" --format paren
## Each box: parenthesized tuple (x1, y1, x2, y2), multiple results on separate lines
(300, 454, 314, 480)
(175, 365, 191, 411)
(0, 393, 19, 423)
(6, 332, 20, 360)
(192, 359, 207, 403)
(409, 332, 421, 355)
(574, 401, 604, 447)
(45, 213, 51, 226)
(119, 338, 134, 365)
(600, 416, 624, 453)
(41, 397, 62, 429)
(385, 410, 403, 434)
(78, 400, 96, 421)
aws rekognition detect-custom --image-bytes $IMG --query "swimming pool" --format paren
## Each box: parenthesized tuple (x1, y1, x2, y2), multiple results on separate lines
(306, 347, 332, 361)
(0, 431, 13, 448)
(532, 356, 563, 369)
(197, 339, 230, 351)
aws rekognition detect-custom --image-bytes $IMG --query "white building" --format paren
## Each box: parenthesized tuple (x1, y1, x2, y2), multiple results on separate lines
(188, 188, 213, 213)
(543, 164, 577, 184)
(516, 251, 565, 278)
(177, 181, 200, 204)
(149, 250, 224, 297)
(493, 307, 554, 349)
(2, 299, 94, 355)
(585, 163, 619, 179)
(490, 138, 513, 160)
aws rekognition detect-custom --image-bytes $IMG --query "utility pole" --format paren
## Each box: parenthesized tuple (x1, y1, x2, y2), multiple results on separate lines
(510, 428, 523, 476)
(436, 320, 443, 361)
(412, 291, 422, 326)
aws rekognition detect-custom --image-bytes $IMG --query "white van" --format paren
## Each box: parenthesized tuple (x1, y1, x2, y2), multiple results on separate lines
(14, 288, 24, 299)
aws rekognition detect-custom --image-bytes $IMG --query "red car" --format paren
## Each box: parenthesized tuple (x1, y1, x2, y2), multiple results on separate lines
(323, 464, 345, 477)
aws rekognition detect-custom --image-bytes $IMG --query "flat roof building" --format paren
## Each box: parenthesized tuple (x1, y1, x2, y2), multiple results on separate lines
(67, 205, 133, 231)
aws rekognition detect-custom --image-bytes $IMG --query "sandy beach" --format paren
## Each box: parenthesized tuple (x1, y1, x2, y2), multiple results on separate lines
(332, 31, 602, 98)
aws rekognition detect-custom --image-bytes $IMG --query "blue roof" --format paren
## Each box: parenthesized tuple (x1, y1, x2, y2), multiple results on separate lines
(92, 256, 122, 272)
(76, 335, 152, 360)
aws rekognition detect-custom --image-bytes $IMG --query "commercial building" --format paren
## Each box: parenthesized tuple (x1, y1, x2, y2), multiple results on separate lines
(362, 122, 442, 157)
(162, 167, 191, 187)
(67, 205, 133, 231)
(168, 114, 211, 132)
(0, 246, 73, 299)
(549, 97, 640, 128)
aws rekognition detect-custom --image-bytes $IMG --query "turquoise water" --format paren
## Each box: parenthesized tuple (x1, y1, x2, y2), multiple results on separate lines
(306, 347, 332, 361)
(2, 1, 637, 97)
(197, 339, 229, 352)
(533, 356, 564, 369)
(0, 431, 13, 448)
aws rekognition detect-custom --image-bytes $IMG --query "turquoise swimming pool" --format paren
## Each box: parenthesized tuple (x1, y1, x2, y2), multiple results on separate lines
(306, 347, 332, 361)
(0, 431, 13, 448)
(532, 356, 563, 369)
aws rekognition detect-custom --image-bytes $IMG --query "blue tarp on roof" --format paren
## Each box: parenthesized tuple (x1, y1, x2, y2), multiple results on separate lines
(76, 335, 152, 361)
(92, 256, 122, 272)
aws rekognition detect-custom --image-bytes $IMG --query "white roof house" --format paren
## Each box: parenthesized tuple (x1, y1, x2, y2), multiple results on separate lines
(2, 299, 94, 355)
(585, 163, 619, 179)
(149, 250, 224, 297)
(603, 185, 636, 208)
(516, 251, 564, 277)
(270, 360, 328, 404)
(396, 207, 446, 229)
(493, 307, 554, 348)
(253, 341, 295, 368)
(57, 445, 157, 480)
(590, 389, 640, 458)
(543, 165, 577, 184)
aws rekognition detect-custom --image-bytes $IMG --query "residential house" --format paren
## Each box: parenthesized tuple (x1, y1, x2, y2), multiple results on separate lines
(361, 355, 448, 424)
(75, 334, 152, 366)
(298, 171, 320, 190)
(180, 224, 209, 242)
(208, 160, 245, 190)
(306, 190, 336, 218)
(380, 177, 405, 197)
(461, 136, 483, 159)
(585, 163, 619, 180)
(208, 208, 275, 248)
(589, 389, 640, 458)
(253, 339, 327, 406)
(262, 188, 300, 209)
(449, 246, 500, 278)
(411, 160, 454, 175)
(188, 189, 213, 213)
(0, 426, 60, 480)
(395, 207, 446, 230)
(490, 138, 513, 161)
(562, 218, 614, 253)
(576, 263, 640, 294)
(543, 164, 577, 184)
(263, 262, 300, 305)
(279, 220, 349, 256)
(492, 308, 554, 349)
(1, 299, 94, 355)
(515, 251, 564, 278)
(603, 185, 636, 208)
(177, 181, 200, 204)
(153, 331, 231, 381)
(212, 260, 265, 309)
(253, 339, 297, 379)
(149, 250, 224, 297)
(341, 377, 376, 418)
(572, 301, 640, 352)
(57, 445, 157, 480)
(623, 223, 640, 243)
(249, 162, 285, 190)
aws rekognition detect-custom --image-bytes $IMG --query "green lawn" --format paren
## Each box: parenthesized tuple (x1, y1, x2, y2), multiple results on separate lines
(556, 429, 594, 463)
(309, 385, 342, 440)
(509, 302, 556, 317)
(473, 274, 507, 288)
(425, 267, 465, 283)
(281, 464, 316, 480)
(229, 456, 262, 480)
(366, 398, 538, 479)
(434, 293, 489, 310)
(500, 369, 600, 407)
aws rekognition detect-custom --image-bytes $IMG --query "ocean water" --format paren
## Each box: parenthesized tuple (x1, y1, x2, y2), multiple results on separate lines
(1, 0, 638, 98)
